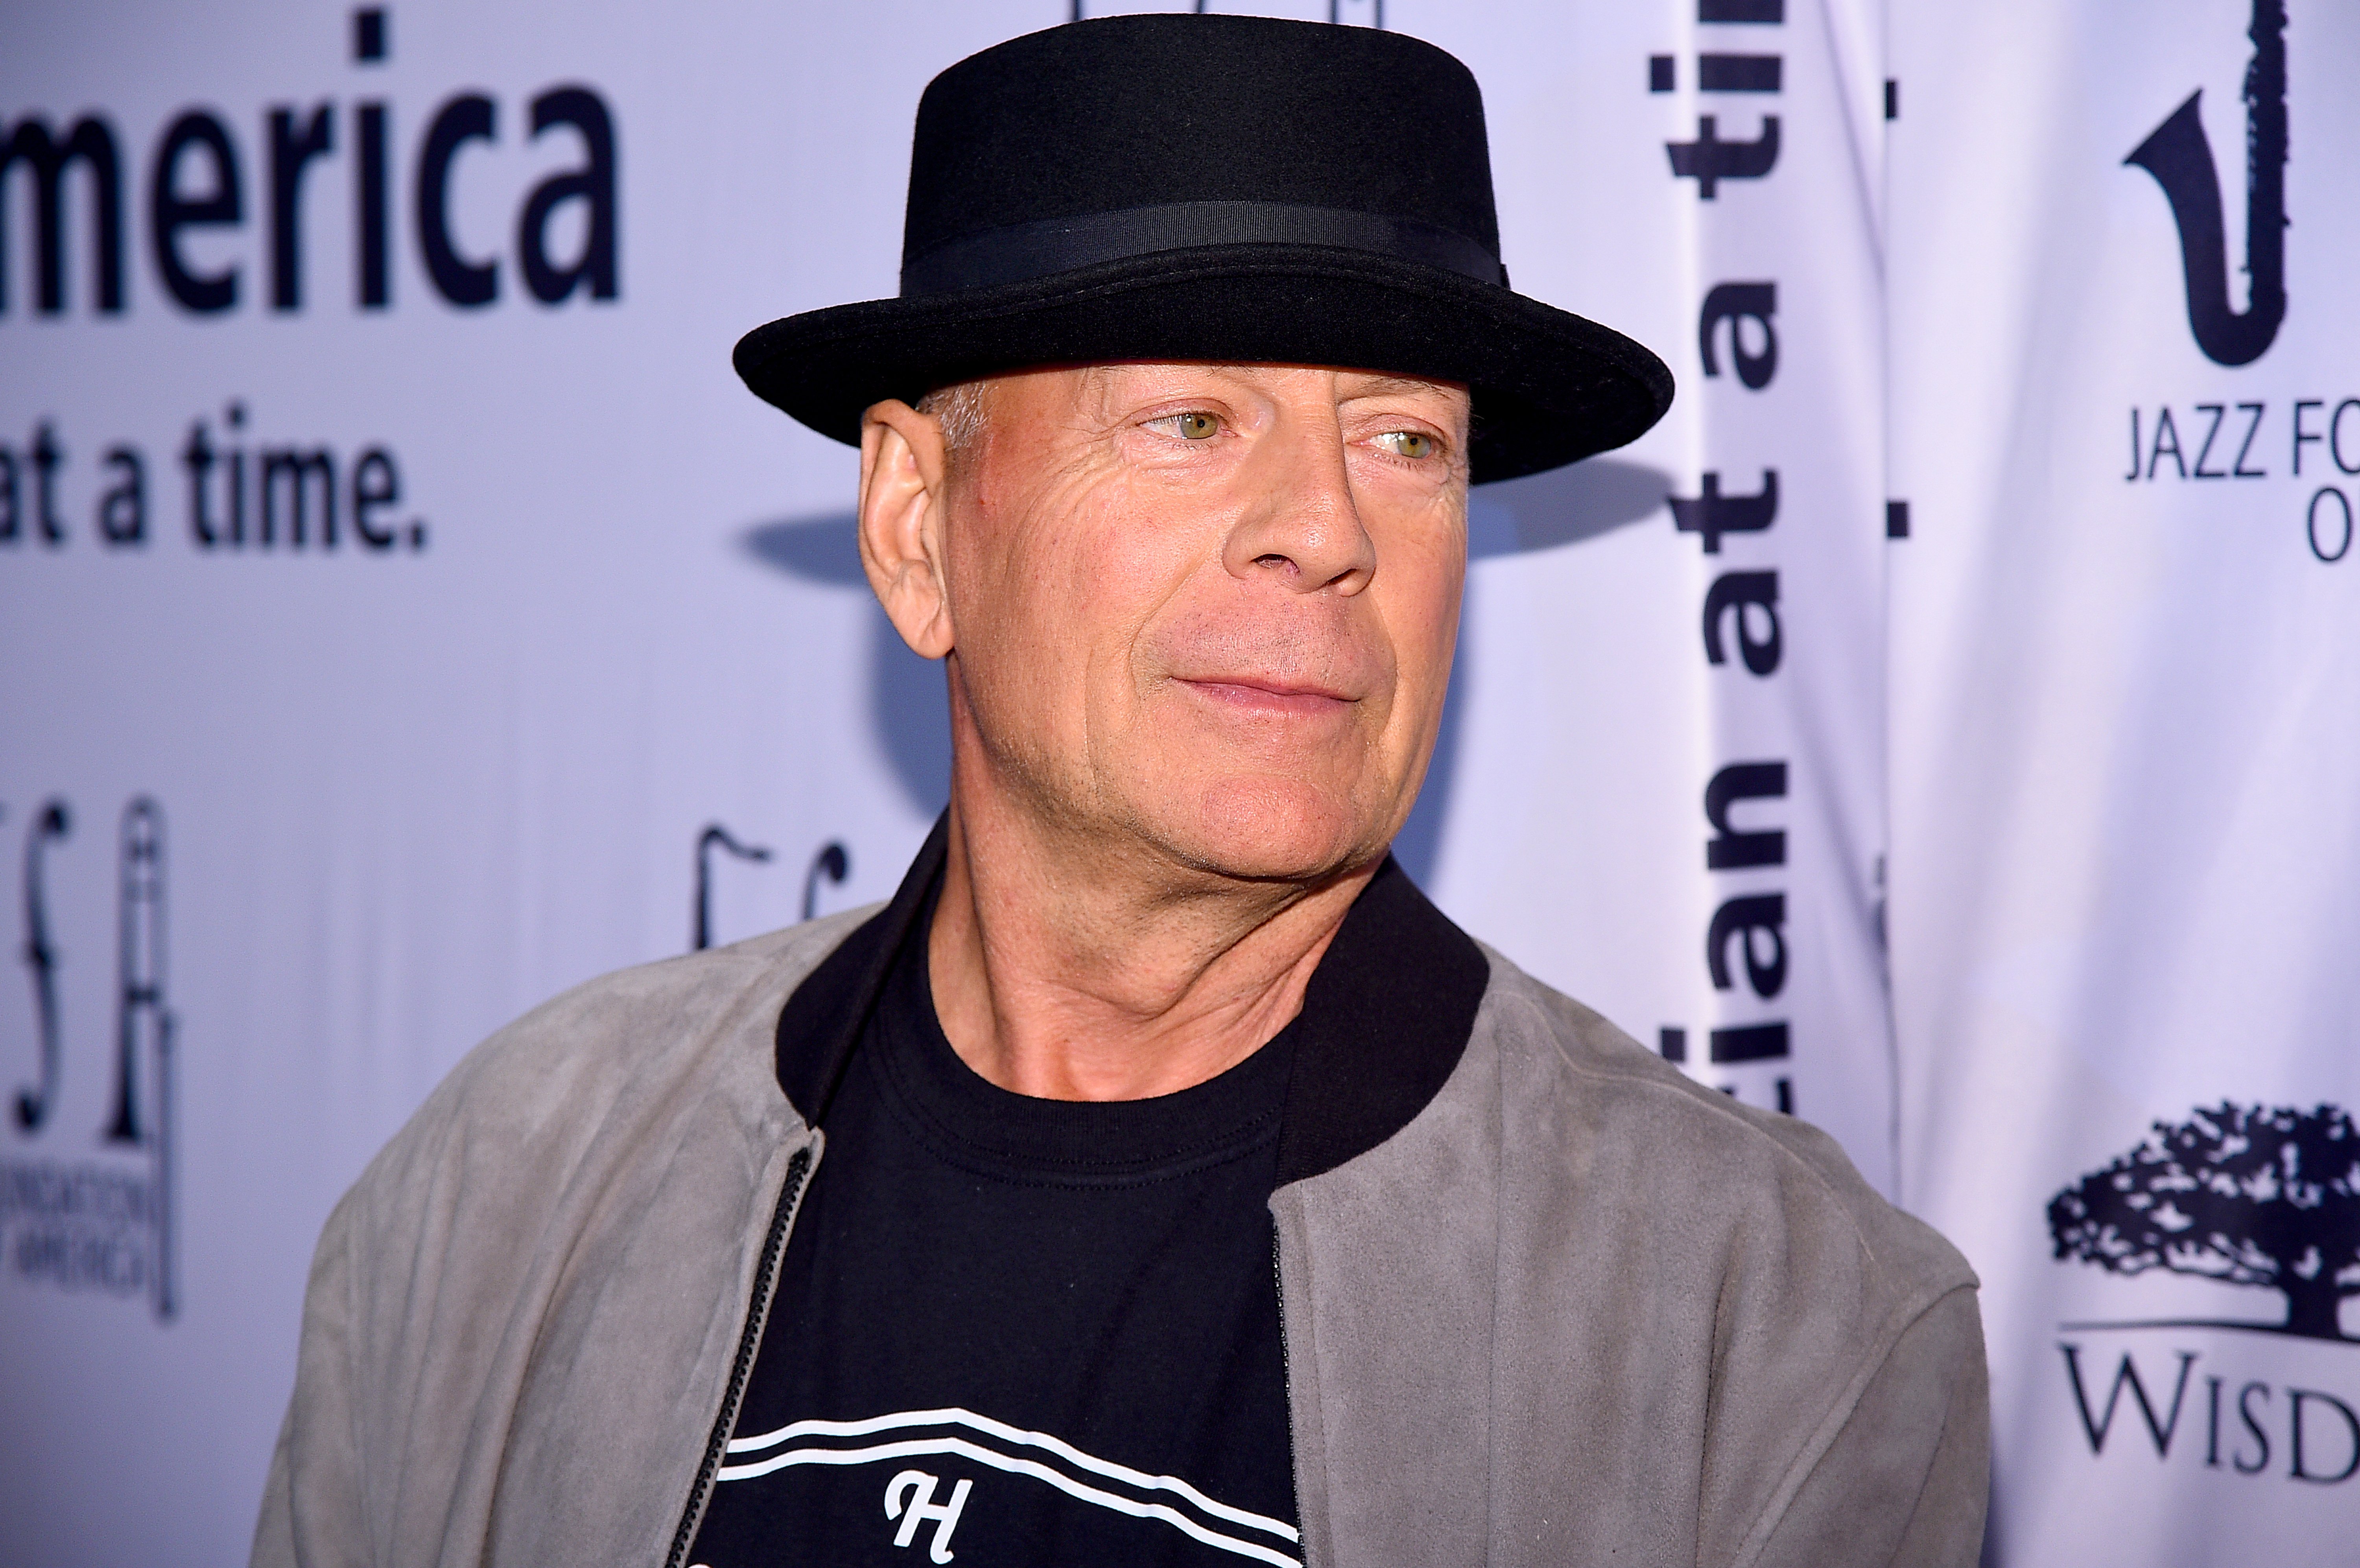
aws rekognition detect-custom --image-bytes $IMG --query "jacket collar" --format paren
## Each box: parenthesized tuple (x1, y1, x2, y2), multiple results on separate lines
(774, 814, 1488, 1185)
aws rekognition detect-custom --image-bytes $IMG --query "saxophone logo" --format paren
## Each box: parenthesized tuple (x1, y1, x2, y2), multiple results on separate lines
(0, 796, 178, 1322)
(2124, 0, 2287, 367)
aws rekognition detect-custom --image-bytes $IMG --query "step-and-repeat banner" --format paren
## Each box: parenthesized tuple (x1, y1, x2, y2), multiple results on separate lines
(1888, 1, 2360, 1563)
(0, 1, 2347, 1562)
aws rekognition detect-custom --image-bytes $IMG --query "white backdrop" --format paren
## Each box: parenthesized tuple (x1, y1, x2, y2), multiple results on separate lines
(1888, 0, 2360, 1562)
(1, 1, 2346, 1563)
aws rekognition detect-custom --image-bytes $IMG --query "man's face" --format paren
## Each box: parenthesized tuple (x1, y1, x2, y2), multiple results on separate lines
(922, 362, 1470, 885)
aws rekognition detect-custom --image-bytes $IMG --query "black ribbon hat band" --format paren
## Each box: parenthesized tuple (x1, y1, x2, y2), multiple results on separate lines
(900, 200, 1509, 296)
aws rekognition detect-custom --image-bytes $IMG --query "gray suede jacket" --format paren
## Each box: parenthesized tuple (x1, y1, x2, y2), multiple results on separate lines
(253, 840, 1987, 1568)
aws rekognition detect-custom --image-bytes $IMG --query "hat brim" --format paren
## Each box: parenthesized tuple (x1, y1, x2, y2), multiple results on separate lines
(733, 245, 1672, 485)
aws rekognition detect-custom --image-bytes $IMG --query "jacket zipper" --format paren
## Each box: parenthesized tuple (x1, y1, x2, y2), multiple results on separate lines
(1272, 1224, 1305, 1561)
(663, 1142, 815, 1568)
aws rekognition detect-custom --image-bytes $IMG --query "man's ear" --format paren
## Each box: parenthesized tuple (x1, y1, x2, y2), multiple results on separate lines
(857, 399, 957, 660)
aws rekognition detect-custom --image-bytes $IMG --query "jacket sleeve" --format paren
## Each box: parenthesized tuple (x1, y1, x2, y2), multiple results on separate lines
(251, 1188, 374, 1568)
(1748, 1285, 1991, 1568)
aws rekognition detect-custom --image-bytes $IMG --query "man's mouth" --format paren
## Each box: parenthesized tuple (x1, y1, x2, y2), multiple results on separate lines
(1175, 677, 1357, 716)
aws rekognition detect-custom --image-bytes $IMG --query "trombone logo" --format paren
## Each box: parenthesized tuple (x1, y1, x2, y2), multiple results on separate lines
(2124, 0, 2287, 367)
(0, 796, 178, 1322)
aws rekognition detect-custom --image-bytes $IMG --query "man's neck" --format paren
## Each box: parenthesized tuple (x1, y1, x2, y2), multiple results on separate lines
(926, 792, 1375, 1102)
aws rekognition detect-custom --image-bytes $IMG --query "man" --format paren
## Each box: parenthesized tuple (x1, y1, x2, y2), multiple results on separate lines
(255, 15, 1986, 1568)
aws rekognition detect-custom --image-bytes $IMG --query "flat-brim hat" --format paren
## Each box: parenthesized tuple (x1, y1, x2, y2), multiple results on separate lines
(734, 14, 1672, 484)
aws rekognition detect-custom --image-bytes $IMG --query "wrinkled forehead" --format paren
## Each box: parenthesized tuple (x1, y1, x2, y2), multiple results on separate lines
(994, 361, 1473, 422)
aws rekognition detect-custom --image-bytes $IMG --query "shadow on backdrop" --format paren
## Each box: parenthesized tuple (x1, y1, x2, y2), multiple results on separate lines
(744, 513, 953, 817)
(1391, 457, 1669, 885)
(741, 455, 1667, 882)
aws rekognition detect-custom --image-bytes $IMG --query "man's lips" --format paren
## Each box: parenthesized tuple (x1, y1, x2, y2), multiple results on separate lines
(1175, 677, 1357, 716)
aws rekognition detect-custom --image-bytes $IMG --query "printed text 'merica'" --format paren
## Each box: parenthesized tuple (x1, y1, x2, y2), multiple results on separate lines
(0, 10, 617, 319)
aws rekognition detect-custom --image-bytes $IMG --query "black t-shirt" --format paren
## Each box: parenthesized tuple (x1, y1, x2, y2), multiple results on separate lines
(688, 908, 1303, 1567)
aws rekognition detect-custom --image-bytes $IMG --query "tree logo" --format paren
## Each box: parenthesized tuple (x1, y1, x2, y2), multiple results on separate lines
(2123, 0, 2287, 367)
(2049, 1103, 2359, 1342)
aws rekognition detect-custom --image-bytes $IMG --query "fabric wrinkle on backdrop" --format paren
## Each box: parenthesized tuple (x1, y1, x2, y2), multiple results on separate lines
(0, 1, 2353, 1564)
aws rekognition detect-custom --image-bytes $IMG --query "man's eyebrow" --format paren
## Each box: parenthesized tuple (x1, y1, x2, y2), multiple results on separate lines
(1340, 374, 1466, 398)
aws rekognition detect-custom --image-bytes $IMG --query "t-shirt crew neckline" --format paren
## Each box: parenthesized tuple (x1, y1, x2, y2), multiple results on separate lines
(772, 816, 1494, 1190)
(864, 897, 1299, 1189)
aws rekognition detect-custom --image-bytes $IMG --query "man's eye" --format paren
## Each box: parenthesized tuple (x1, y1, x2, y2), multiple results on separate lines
(1375, 430, 1437, 459)
(1146, 411, 1222, 441)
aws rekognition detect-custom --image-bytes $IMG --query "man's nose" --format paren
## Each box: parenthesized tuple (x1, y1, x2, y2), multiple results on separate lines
(1220, 415, 1377, 595)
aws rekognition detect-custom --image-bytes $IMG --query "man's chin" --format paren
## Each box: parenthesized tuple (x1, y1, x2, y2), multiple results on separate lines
(1153, 774, 1392, 886)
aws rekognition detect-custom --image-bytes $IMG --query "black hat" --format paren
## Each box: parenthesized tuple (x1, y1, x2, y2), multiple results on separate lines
(734, 14, 1672, 483)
